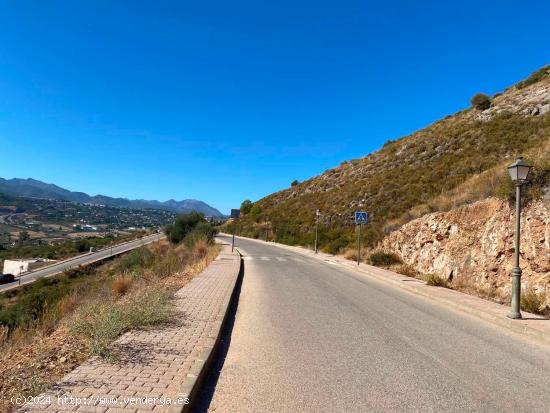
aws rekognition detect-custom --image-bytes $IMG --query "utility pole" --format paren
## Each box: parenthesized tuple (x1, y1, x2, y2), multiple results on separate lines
(230, 209, 240, 253)
(314, 209, 320, 254)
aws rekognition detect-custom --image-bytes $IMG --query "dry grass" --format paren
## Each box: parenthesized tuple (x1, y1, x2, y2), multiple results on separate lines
(368, 251, 402, 266)
(424, 273, 449, 288)
(68, 288, 173, 358)
(521, 288, 548, 315)
(394, 264, 419, 278)
(0, 239, 221, 412)
(111, 275, 133, 296)
(342, 247, 360, 262)
(56, 293, 79, 318)
(193, 237, 209, 259)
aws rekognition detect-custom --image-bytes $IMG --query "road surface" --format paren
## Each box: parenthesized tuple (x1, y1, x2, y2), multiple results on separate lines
(0, 233, 164, 291)
(198, 235, 550, 413)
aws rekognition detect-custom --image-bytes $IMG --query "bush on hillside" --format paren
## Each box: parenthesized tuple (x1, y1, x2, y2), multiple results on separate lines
(183, 221, 218, 248)
(165, 212, 205, 244)
(240, 200, 253, 215)
(114, 247, 155, 273)
(470, 93, 491, 110)
(250, 204, 262, 218)
(291, 180, 300, 187)
(516, 65, 550, 89)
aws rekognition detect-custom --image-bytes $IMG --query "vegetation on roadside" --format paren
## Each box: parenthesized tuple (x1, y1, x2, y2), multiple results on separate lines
(0, 213, 221, 413)
(424, 273, 450, 288)
(521, 288, 548, 315)
(165, 212, 217, 245)
(368, 251, 402, 266)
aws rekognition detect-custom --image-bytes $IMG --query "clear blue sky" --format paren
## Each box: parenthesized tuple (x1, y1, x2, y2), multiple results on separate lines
(0, 1, 549, 214)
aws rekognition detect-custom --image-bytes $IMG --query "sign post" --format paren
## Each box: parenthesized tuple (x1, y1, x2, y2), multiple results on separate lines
(230, 209, 240, 252)
(354, 211, 367, 265)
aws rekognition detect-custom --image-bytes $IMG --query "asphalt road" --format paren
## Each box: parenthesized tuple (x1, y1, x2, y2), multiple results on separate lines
(199, 235, 550, 413)
(0, 233, 164, 291)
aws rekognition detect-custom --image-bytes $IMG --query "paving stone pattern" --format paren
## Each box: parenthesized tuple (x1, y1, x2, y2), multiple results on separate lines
(18, 246, 240, 413)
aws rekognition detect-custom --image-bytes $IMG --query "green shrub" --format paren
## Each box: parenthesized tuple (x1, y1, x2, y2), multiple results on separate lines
(165, 212, 205, 244)
(368, 251, 402, 266)
(516, 65, 550, 89)
(250, 204, 262, 218)
(240, 200, 253, 215)
(114, 246, 155, 273)
(291, 180, 300, 187)
(183, 222, 217, 247)
(470, 93, 491, 110)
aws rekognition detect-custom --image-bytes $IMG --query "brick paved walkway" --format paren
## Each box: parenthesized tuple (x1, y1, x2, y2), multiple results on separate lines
(18, 245, 240, 413)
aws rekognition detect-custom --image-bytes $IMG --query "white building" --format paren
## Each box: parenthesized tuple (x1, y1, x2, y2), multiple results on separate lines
(2, 258, 55, 275)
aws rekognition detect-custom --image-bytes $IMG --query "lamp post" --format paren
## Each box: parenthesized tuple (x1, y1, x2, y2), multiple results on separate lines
(314, 209, 320, 254)
(507, 156, 532, 319)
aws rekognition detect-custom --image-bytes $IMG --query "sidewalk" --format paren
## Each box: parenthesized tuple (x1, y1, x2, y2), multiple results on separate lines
(228, 233, 550, 346)
(17, 244, 241, 413)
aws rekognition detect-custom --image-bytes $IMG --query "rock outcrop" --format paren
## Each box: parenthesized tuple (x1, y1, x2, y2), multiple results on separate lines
(381, 198, 550, 303)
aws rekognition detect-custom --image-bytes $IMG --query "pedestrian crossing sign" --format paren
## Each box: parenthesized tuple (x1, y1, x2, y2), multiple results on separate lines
(355, 211, 367, 224)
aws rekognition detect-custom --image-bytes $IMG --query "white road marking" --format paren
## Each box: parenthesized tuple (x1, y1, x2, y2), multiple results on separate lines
(276, 257, 287, 262)
(260, 257, 270, 261)
(243, 256, 254, 261)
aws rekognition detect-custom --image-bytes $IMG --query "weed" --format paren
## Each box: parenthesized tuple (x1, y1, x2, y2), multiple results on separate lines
(69, 288, 173, 358)
(521, 288, 547, 315)
(111, 275, 133, 296)
(425, 273, 449, 288)
(394, 264, 418, 277)
(368, 251, 402, 266)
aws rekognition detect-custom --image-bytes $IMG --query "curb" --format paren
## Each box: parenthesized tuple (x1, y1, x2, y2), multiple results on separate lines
(168, 247, 243, 413)
(224, 233, 550, 347)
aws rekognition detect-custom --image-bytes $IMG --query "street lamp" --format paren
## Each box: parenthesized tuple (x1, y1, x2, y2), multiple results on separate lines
(507, 156, 532, 319)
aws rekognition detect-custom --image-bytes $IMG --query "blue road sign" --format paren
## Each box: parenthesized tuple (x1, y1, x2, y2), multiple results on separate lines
(355, 211, 367, 224)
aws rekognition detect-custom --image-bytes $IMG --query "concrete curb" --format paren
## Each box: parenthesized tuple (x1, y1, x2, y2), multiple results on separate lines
(224, 233, 550, 347)
(168, 247, 243, 413)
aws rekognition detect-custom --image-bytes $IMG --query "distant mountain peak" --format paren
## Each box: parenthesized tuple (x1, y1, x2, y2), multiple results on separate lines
(0, 177, 223, 216)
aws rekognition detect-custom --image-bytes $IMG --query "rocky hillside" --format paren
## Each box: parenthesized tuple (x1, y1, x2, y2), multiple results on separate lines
(381, 197, 550, 305)
(236, 64, 550, 253)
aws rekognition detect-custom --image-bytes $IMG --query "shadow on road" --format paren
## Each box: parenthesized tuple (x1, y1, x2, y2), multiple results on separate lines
(191, 257, 245, 413)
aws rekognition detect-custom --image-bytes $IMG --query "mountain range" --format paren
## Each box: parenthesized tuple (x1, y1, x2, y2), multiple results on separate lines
(0, 177, 224, 217)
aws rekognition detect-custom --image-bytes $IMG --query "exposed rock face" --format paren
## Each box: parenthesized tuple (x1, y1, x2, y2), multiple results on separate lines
(472, 75, 550, 122)
(381, 198, 550, 302)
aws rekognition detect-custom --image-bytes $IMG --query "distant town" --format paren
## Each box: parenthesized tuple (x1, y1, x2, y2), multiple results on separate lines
(0, 194, 177, 249)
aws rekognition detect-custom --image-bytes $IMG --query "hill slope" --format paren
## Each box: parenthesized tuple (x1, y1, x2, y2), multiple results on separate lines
(236, 65, 550, 252)
(0, 178, 223, 217)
